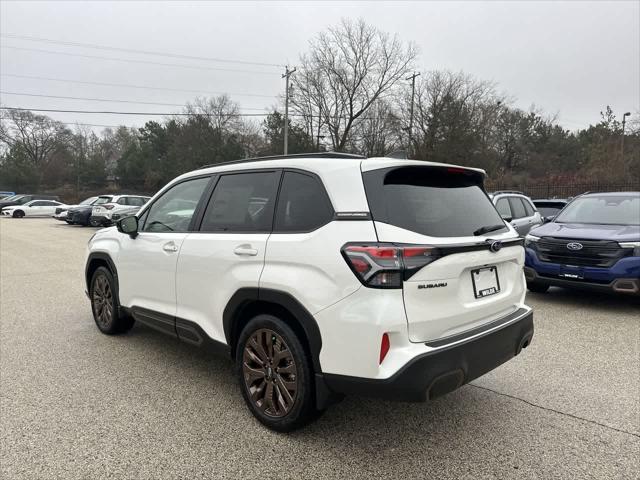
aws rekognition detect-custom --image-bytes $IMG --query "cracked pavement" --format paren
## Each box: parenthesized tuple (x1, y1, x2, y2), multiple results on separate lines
(1, 218, 639, 479)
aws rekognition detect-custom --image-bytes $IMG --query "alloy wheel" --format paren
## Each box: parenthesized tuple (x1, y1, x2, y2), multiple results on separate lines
(242, 328, 298, 417)
(92, 274, 113, 328)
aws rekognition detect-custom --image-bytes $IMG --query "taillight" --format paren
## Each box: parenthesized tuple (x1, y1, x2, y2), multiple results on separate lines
(104, 204, 115, 210)
(342, 243, 440, 288)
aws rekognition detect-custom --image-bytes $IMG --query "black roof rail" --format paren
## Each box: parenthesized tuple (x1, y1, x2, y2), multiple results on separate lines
(199, 151, 365, 169)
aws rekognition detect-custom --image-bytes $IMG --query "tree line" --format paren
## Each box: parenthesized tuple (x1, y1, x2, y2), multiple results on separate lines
(1, 19, 638, 198)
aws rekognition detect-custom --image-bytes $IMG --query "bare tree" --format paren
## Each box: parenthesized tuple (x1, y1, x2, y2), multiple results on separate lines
(291, 18, 417, 151)
(0, 108, 72, 186)
(349, 98, 403, 156)
(403, 71, 503, 167)
(184, 95, 242, 133)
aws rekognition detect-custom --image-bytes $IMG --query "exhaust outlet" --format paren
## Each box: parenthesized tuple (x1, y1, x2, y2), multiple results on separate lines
(517, 335, 533, 355)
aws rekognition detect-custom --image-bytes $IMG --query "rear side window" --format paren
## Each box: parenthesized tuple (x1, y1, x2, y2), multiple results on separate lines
(509, 198, 527, 219)
(522, 199, 535, 216)
(495, 199, 511, 217)
(363, 166, 506, 237)
(200, 171, 280, 232)
(95, 197, 111, 205)
(127, 197, 146, 206)
(274, 171, 334, 232)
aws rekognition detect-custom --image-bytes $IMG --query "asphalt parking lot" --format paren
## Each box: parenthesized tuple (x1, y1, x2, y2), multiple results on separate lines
(1, 218, 638, 479)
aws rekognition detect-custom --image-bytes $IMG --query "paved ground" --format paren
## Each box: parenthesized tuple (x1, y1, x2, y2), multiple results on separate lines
(1, 218, 639, 479)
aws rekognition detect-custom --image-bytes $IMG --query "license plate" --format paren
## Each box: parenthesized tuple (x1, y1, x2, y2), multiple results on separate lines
(559, 265, 584, 279)
(472, 266, 500, 299)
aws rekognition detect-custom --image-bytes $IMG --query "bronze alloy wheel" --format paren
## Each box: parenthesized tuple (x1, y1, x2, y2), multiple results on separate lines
(92, 273, 114, 328)
(242, 328, 298, 418)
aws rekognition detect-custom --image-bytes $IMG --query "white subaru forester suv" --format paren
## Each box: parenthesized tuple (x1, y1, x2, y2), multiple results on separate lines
(85, 153, 534, 431)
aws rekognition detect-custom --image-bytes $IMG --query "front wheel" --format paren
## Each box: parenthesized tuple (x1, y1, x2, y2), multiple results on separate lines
(13, 210, 25, 218)
(527, 281, 550, 293)
(236, 315, 320, 432)
(90, 266, 134, 334)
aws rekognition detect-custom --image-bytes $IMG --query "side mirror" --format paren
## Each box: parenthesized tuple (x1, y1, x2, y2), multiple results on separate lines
(543, 215, 555, 223)
(501, 214, 513, 223)
(117, 216, 138, 237)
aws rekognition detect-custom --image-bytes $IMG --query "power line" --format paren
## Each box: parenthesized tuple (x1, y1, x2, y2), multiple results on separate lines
(2, 33, 285, 68)
(0, 106, 272, 117)
(0, 91, 270, 111)
(1, 73, 277, 99)
(1, 45, 281, 76)
(1, 106, 392, 121)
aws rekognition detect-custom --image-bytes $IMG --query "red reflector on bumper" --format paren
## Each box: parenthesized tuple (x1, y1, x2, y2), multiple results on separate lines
(379, 333, 390, 364)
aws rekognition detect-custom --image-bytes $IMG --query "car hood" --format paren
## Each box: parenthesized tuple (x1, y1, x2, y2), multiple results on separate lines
(530, 222, 640, 242)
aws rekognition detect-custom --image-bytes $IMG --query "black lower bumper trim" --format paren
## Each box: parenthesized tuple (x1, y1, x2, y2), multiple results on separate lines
(322, 310, 534, 402)
(524, 266, 639, 294)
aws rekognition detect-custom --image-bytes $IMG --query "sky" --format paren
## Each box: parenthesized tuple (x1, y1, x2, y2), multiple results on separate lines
(1, 0, 638, 132)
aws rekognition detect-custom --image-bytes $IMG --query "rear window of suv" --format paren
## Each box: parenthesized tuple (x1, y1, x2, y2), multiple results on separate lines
(363, 166, 507, 237)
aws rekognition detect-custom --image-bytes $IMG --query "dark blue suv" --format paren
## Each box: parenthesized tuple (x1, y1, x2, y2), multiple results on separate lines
(524, 192, 640, 295)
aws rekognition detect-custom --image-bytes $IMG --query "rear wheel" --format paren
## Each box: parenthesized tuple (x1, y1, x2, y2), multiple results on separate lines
(90, 266, 134, 334)
(13, 210, 25, 218)
(236, 314, 319, 432)
(527, 281, 550, 293)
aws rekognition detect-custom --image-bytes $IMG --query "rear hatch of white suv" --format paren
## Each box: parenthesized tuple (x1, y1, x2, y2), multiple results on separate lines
(354, 162, 526, 344)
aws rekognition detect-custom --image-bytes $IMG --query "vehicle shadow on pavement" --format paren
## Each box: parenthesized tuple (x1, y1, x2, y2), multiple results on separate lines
(103, 321, 637, 477)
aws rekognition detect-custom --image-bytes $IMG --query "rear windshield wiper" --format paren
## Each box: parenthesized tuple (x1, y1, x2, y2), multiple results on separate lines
(473, 224, 507, 236)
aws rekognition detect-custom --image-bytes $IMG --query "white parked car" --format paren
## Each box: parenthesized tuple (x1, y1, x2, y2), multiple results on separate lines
(89, 195, 150, 226)
(85, 153, 534, 431)
(2, 199, 67, 218)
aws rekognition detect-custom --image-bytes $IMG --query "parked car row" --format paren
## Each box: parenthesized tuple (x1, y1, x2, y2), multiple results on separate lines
(60, 194, 150, 226)
(0, 192, 149, 226)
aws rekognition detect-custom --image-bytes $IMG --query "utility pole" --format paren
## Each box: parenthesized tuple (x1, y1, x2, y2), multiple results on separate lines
(282, 66, 296, 155)
(621, 111, 631, 176)
(405, 72, 420, 157)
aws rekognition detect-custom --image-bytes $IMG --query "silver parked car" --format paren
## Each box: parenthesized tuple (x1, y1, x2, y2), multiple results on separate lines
(489, 191, 543, 236)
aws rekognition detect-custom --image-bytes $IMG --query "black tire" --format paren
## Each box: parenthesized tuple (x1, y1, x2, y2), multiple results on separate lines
(527, 281, 550, 293)
(236, 314, 320, 432)
(90, 266, 135, 334)
(13, 210, 25, 218)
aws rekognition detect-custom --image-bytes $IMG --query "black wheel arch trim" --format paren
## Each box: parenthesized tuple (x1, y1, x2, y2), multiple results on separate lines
(85, 252, 119, 300)
(223, 287, 323, 373)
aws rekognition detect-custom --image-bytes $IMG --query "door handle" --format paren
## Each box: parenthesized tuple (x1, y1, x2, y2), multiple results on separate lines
(234, 245, 258, 256)
(163, 242, 179, 253)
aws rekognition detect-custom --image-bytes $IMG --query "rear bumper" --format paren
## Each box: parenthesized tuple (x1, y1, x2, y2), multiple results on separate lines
(322, 308, 533, 402)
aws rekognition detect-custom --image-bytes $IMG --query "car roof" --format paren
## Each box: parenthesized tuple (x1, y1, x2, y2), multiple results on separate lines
(580, 191, 640, 197)
(140, 154, 474, 213)
(191, 154, 485, 178)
